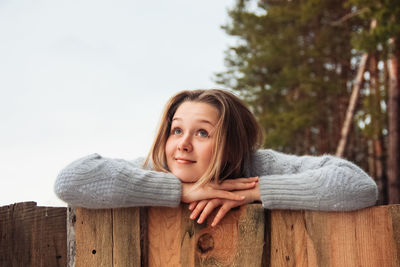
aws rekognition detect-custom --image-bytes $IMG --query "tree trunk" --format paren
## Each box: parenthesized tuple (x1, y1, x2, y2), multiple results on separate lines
(375, 138, 386, 204)
(368, 139, 376, 177)
(387, 38, 400, 204)
(370, 53, 385, 204)
(336, 19, 377, 158)
(336, 53, 368, 157)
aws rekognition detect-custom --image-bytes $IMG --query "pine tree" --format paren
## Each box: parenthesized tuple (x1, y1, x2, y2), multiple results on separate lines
(216, 0, 400, 204)
(348, 0, 400, 203)
(216, 0, 358, 156)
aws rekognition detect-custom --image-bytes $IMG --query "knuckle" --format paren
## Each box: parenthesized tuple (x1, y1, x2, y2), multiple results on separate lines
(211, 199, 219, 205)
(220, 206, 229, 213)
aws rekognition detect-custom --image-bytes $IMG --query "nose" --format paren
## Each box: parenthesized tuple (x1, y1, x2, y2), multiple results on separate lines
(178, 134, 192, 152)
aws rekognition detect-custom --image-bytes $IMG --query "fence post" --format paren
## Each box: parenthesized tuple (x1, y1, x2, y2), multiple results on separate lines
(73, 207, 141, 267)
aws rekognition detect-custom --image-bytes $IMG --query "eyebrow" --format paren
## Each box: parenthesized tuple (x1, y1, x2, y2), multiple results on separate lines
(172, 117, 215, 127)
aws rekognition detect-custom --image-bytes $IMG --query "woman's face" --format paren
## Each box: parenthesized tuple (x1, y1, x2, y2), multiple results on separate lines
(165, 101, 219, 182)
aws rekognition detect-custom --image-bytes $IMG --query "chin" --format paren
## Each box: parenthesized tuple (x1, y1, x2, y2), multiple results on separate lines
(172, 171, 199, 183)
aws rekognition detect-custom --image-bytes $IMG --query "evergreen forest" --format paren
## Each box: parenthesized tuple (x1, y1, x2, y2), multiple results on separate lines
(215, 0, 400, 204)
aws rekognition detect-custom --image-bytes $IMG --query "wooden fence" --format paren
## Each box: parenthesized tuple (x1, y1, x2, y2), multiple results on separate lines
(1, 202, 400, 266)
(0, 202, 67, 267)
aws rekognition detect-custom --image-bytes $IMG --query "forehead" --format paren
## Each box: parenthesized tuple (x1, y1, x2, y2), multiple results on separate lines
(173, 101, 219, 124)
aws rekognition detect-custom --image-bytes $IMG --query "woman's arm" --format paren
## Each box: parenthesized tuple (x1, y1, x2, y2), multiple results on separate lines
(54, 154, 256, 209)
(54, 153, 182, 208)
(253, 149, 378, 211)
(189, 150, 378, 226)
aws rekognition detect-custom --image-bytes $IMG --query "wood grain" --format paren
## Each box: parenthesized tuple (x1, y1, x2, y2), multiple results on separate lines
(270, 205, 400, 267)
(67, 206, 76, 267)
(112, 207, 141, 267)
(194, 204, 265, 267)
(0, 202, 67, 267)
(147, 205, 185, 267)
(71, 204, 400, 267)
(147, 204, 265, 267)
(74, 208, 113, 267)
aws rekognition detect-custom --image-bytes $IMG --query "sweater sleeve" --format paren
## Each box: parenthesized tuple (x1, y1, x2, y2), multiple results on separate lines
(54, 153, 182, 208)
(250, 149, 378, 211)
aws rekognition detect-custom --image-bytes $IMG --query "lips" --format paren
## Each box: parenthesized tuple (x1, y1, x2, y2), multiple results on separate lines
(175, 157, 196, 164)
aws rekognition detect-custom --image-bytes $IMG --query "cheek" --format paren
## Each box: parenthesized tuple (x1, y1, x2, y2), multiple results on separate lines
(165, 138, 174, 156)
(201, 143, 214, 162)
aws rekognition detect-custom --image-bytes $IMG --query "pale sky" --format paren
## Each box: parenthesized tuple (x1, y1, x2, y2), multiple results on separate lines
(0, 0, 236, 207)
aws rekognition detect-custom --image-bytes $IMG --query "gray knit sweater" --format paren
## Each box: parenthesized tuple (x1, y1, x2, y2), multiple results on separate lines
(54, 149, 378, 211)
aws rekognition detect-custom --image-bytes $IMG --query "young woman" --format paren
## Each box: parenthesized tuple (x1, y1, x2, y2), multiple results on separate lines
(54, 89, 378, 226)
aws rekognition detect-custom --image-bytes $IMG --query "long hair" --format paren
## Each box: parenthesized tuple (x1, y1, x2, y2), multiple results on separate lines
(144, 89, 263, 186)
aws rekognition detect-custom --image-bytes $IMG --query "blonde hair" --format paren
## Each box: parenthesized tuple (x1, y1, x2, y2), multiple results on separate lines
(144, 89, 263, 186)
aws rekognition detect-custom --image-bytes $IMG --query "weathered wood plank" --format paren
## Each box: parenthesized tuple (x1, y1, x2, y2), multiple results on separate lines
(112, 207, 141, 267)
(179, 205, 196, 267)
(270, 205, 400, 267)
(147, 205, 185, 267)
(147, 204, 265, 267)
(194, 204, 265, 267)
(140, 207, 148, 267)
(74, 208, 113, 267)
(67, 206, 76, 267)
(0, 202, 67, 267)
(389, 205, 400, 264)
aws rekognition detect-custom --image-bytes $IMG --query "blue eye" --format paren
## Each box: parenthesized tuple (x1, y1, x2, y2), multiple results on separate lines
(172, 128, 182, 135)
(197, 129, 209, 138)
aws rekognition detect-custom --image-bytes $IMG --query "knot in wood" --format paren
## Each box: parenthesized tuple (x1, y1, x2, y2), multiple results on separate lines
(197, 233, 214, 253)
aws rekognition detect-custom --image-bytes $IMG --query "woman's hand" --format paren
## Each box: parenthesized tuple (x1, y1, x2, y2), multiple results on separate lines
(181, 177, 258, 203)
(188, 182, 260, 227)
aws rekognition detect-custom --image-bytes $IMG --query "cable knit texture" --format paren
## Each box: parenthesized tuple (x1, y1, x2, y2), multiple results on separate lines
(54, 154, 181, 208)
(250, 150, 378, 211)
(54, 149, 378, 210)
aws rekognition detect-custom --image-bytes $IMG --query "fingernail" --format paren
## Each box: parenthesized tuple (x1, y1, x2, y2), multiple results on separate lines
(197, 219, 202, 223)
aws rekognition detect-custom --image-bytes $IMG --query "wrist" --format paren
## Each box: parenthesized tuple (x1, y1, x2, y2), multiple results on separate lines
(181, 183, 189, 203)
(251, 183, 261, 203)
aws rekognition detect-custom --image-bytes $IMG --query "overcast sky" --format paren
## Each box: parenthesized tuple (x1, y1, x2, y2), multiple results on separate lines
(0, 0, 237, 207)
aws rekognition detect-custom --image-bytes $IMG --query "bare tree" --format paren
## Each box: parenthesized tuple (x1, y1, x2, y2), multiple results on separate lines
(336, 53, 368, 157)
(336, 20, 377, 158)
